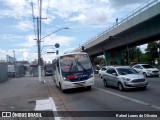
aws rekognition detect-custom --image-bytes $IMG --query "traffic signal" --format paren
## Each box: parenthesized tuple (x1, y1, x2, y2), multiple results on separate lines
(82, 46, 84, 51)
(55, 43, 60, 48)
(56, 50, 59, 55)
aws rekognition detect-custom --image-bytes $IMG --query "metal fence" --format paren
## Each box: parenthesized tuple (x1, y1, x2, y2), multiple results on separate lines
(0, 63, 8, 83)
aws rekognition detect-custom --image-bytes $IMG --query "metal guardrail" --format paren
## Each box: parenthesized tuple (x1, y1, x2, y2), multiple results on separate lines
(74, 0, 160, 51)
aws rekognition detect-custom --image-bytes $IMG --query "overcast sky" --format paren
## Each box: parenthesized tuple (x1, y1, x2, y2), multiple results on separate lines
(0, 0, 150, 62)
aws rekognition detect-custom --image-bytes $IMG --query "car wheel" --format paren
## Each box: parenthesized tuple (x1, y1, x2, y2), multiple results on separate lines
(100, 75, 103, 79)
(155, 75, 159, 77)
(142, 86, 147, 90)
(118, 82, 124, 91)
(103, 79, 108, 87)
(143, 72, 147, 78)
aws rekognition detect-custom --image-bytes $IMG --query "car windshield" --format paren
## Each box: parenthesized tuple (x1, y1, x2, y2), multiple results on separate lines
(60, 54, 92, 73)
(45, 66, 52, 71)
(117, 67, 138, 75)
(142, 64, 153, 68)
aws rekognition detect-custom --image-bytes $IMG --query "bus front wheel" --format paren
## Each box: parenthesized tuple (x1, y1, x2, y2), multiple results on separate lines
(87, 86, 91, 90)
(59, 82, 66, 93)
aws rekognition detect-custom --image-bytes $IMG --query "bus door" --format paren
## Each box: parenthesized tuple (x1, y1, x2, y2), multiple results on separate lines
(55, 60, 62, 86)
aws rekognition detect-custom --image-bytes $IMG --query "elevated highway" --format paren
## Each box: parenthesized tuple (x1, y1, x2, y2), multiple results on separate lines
(74, 0, 160, 60)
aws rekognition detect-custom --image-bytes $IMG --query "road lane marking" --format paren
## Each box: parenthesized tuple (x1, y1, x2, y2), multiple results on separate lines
(35, 97, 60, 120)
(94, 87, 160, 110)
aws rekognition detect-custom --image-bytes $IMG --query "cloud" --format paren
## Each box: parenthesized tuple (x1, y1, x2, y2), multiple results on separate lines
(0, 49, 7, 60)
(0, 0, 31, 19)
(16, 21, 33, 31)
(18, 52, 38, 62)
(22, 52, 29, 60)
(0, 34, 23, 41)
(69, 14, 86, 23)
(15, 34, 75, 61)
(0, 0, 148, 26)
(0, 48, 30, 61)
(42, 35, 75, 47)
(48, 0, 114, 25)
(41, 46, 78, 62)
(0, 0, 150, 62)
(139, 44, 147, 53)
(16, 35, 36, 47)
(0, 0, 147, 26)
(109, 0, 146, 8)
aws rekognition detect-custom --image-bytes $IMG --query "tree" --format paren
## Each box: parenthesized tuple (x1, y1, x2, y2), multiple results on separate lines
(145, 42, 159, 64)
(139, 53, 149, 64)
(121, 46, 142, 65)
(93, 56, 105, 66)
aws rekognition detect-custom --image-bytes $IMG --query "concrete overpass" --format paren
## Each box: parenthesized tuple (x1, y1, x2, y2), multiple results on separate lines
(74, 0, 160, 64)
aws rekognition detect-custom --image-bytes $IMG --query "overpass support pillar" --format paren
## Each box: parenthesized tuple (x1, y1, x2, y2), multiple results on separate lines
(90, 56, 94, 63)
(89, 56, 95, 65)
(104, 50, 122, 65)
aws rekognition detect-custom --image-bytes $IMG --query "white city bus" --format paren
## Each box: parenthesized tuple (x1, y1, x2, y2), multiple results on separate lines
(52, 52, 94, 92)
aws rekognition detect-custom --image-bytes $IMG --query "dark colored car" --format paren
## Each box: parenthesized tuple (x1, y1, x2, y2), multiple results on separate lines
(93, 68, 99, 74)
(44, 65, 53, 76)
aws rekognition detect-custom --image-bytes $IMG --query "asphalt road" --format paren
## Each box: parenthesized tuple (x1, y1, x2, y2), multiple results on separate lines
(51, 74, 160, 120)
(0, 75, 159, 120)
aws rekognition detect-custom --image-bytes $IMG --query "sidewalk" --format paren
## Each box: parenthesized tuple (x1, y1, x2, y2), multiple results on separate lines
(0, 76, 72, 120)
(0, 76, 50, 111)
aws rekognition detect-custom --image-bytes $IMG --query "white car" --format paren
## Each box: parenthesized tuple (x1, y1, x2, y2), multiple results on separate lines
(103, 66, 148, 91)
(98, 66, 109, 79)
(132, 64, 159, 77)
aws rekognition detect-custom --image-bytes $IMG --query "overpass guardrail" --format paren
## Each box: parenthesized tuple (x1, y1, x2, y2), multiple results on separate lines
(74, 0, 160, 51)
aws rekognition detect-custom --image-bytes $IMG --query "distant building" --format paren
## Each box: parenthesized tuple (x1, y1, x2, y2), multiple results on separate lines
(0, 60, 5, 63)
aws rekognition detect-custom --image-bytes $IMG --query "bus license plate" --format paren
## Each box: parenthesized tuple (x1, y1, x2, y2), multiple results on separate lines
(75, 84, 83, 87)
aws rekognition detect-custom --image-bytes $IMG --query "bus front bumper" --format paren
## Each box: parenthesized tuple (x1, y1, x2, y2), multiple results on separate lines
(61, 77, 94, 90)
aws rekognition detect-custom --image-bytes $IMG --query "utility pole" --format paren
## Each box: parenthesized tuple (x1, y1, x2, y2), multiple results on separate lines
(34, 0, 67, 82)
(35, 0, 43, 82)
(13, 50, 16, 77)
(36, 17, 42, 82)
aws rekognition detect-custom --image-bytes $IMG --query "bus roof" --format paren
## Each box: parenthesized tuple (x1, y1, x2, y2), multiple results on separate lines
(58, 52, 88, 57)
(52, 52, 88, 62)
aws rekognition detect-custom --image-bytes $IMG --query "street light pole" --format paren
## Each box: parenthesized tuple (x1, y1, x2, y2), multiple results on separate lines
(41, 27, 69, 40)
(12, 50, 16, 77)
(36, 27, 69, 82)
(13, 50, 15, 60)
(41, 45, 55, 52)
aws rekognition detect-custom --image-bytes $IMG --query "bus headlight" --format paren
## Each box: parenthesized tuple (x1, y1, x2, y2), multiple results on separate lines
(89, 74, 94, 78)
(63, 77, 69, 81)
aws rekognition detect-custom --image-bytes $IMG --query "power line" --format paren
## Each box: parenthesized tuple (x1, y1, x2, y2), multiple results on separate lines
(31, 0, 36, 38)
(39, 0, 42, 40)
(43, 0, 50, 34)
(46, 0, 51, 17)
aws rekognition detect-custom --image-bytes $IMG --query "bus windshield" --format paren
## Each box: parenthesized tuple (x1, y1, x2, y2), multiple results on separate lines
(60, 54, 92, 73)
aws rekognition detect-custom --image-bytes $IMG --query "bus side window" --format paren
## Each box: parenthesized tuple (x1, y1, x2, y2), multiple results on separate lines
(57, 60, 59, 68)
(57, 60, 60, 73)
(53, 64, 56, 70)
